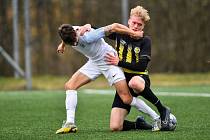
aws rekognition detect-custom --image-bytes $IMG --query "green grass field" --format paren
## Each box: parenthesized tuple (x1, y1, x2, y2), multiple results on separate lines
(0, 87, 210, 140)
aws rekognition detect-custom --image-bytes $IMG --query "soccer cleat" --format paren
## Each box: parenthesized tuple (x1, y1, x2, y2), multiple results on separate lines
(152, 118, 161, 132)
(56, 121, 78, 134)
(135, 116, 152, 130)
(160, 107, 171, 131)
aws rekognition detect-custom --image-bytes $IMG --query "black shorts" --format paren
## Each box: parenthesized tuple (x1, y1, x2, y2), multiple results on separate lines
(112, 73, 151, 113)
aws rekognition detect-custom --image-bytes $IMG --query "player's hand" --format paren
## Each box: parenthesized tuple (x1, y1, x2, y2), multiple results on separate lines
(131, 30, 144, 39)
(57, 42, 65, 54)
(105, 52, 119, 65)
(79, 24, 91, 36)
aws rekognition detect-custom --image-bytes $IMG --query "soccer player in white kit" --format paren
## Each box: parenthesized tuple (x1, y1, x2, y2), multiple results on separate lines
(56, 23, 159, 134)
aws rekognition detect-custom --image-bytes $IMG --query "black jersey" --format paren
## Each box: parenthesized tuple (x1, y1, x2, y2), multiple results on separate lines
(108, 33, 151, 75)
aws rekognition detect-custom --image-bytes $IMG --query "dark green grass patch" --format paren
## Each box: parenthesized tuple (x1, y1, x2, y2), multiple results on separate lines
(0, 90, 210, 140)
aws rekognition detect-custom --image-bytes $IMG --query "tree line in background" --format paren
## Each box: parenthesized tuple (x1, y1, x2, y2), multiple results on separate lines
(0, 0, 210, 76)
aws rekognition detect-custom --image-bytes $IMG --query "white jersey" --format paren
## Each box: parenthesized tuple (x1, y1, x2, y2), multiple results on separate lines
(71, 26, 117, 66)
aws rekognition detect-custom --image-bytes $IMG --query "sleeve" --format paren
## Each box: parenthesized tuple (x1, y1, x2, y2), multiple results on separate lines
(79, 27, 106, 44)
(140, 36, 151, 60)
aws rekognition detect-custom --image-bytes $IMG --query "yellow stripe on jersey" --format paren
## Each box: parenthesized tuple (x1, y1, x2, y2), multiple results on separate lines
(126, 45, 132, 63)
(118, 44, 124, 61)
(135, 53, 139, 63)
(123, 68, 148, 75)
(134, 47, 140, 63)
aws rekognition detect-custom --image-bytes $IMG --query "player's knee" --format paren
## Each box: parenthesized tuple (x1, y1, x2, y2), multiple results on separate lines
(128, 76, 145, 92)
(65, 81, 77, 90)
(121, 97, 132, 105)
(118, 91, 132, 104)
(110, 123, 123, 131)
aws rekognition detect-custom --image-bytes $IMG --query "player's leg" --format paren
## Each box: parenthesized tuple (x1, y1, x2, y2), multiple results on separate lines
(110, 108, 128, 131)
(56, 71, 91, 134)
(102, 65, 132, 105)
(110, 93, 152, 131)
(56, 61, 101, 134)
(113, 79, 158, 118)
(65, 70, 91, 123)
(114, 81, 160, 131)
(110, 108, 152, 131)
(65, 71, 92, 90)
(128, 75, 170, 130)
(102, 65, 155, 130)
(113, 80, 133, 104)
(104, 65, 159, 118)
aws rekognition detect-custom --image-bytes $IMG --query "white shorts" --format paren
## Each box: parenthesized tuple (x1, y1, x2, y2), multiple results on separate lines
(78, 60, 125, 86)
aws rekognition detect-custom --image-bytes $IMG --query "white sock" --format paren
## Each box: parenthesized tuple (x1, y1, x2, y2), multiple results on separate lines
(131, 97, 159, 120)
(66, 90, 77, 124)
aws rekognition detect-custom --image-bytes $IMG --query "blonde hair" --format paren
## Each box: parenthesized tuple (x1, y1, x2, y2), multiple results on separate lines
(130, 6, 150, 23)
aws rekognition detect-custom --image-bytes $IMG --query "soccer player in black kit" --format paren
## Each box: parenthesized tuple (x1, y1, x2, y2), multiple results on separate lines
(105, 6, 171, 131)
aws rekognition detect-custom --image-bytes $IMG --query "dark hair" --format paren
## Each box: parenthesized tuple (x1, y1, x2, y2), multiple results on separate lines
(58, 24, 77, 45)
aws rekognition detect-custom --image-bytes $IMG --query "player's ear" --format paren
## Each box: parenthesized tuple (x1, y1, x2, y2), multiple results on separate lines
(128, 19, 131, 26)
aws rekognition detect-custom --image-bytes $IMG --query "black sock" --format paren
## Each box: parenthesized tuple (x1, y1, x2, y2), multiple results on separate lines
(123, 120, 136, 131)
(155, 100, 166, 115)
(140, 86, 165, 113)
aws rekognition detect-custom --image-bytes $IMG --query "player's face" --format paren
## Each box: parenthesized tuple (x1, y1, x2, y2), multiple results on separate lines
(128, 16, 145, 31)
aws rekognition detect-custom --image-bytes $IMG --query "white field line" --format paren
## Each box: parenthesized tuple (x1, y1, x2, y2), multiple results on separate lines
(82, 89, 210, 97)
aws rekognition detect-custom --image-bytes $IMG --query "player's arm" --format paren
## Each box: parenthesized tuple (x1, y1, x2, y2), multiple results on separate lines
(79, 23, 143, 44)
(79, 24, 91, 36)
(57, 40, 65, 53)
(118, 56, 150, 71)
(106, 23, 143, 39)
(79, 27, 107, 44)
(105, 53, 149, 71)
